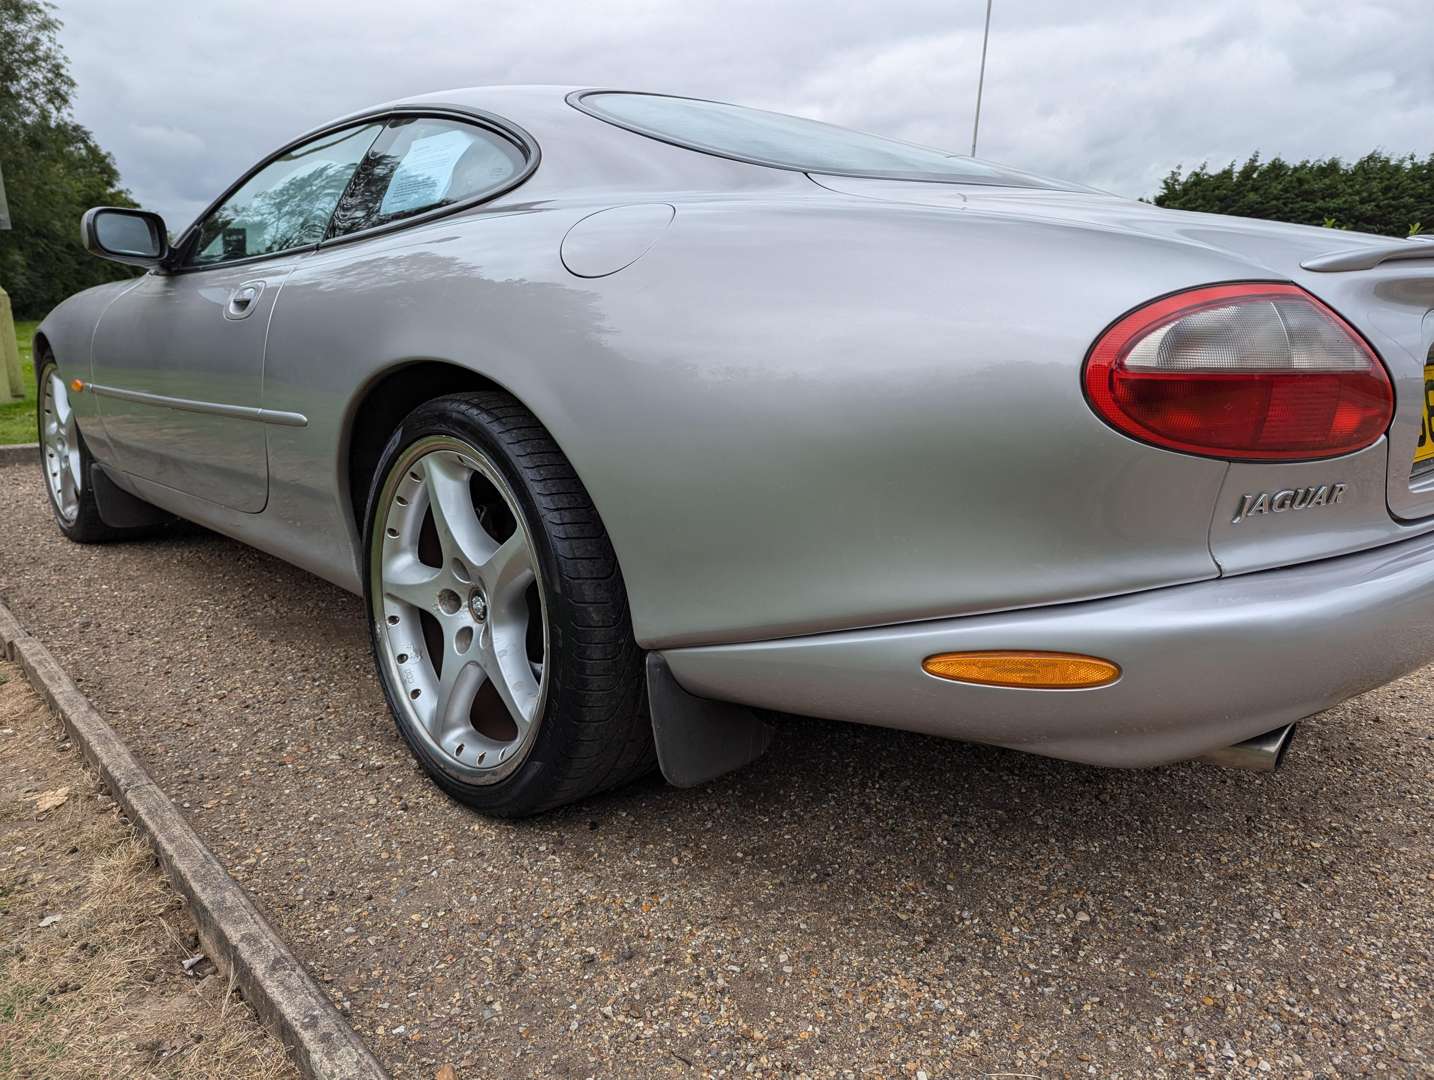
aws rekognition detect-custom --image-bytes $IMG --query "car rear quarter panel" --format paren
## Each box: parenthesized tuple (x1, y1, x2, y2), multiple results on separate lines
(1205, 264, 1434, 574)
(256, 191, 1294, 648)
(1295, 262, 1434, 523)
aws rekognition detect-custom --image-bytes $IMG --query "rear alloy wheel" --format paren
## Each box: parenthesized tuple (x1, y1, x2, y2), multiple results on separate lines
(364, 393, 653, 816)
(37, 357, 137, 543)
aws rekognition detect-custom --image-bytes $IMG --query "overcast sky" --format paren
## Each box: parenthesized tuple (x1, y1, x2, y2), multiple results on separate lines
(52, 0, 1434, 229)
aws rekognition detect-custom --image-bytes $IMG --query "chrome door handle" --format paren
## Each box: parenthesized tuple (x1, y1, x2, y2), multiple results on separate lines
(224, 280, 265, 320)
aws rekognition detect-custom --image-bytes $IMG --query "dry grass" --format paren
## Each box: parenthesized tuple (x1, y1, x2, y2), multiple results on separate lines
(0, 662, 300, 1080)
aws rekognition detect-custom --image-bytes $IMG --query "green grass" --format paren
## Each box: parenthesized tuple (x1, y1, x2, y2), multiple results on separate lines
(0, 319, 39, 444)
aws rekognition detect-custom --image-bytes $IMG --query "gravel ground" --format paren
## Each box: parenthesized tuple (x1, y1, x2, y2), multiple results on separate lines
(1, 460, 1431, 1078)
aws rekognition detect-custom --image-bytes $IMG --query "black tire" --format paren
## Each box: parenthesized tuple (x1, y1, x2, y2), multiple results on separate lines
(36, 355, 143, 544)
(362, 392, 654, 816)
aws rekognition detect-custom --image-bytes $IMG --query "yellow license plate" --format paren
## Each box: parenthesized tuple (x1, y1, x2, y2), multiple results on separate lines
(1417, 363, 1434, 466)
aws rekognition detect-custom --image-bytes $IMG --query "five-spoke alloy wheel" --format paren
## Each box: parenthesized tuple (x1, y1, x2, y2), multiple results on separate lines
(373, 437, 549, 784)
(364, 393, 652, 816)
(36, 355, 139, 543)
(40, 361, 82, 525)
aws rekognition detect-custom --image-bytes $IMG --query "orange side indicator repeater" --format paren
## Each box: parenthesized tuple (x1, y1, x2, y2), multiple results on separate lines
(70, 378, 85, 393)
(922, 651, 1120, 690)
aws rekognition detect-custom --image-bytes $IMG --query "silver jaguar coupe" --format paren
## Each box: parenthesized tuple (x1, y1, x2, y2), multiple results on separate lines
(35, 86, 1434, 814)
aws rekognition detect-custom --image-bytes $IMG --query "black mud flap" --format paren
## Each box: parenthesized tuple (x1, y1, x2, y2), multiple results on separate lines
(92, 464, 174, 529)
(646, 652, 773, 788)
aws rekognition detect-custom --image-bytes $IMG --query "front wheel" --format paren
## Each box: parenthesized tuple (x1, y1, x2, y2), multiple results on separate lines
(37, 357, 137, 543)
(363, 392, 653, 816)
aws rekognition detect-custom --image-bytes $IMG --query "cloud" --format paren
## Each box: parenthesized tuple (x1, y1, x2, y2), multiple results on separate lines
(52, 0, 1434, 227)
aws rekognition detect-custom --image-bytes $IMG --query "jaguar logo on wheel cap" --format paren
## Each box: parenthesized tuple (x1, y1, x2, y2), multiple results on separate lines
(469, 589, 488, 622)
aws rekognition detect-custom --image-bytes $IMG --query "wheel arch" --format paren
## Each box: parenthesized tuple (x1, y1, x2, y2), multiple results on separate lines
(339, 355, 622, 552)
(341, 359, 515, 532)
(31, 331, 53, 448)
(31, 330, 52, 373)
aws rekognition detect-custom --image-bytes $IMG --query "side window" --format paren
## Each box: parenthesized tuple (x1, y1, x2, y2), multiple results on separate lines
(329, 117, 527, 238)
(187, 124, 382, 267)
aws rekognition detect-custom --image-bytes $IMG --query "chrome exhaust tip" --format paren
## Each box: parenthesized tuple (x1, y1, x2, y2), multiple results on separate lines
(1199, 723, 1297, 772)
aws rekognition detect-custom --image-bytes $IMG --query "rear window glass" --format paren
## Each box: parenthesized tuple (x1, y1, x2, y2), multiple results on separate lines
(329, 117, 528, 237)
(573, 91, 1070, 189)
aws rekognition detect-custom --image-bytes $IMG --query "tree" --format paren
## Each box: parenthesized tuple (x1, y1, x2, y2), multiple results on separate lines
(1154, 151, 1434, 237)
(0, 0, 137, 320)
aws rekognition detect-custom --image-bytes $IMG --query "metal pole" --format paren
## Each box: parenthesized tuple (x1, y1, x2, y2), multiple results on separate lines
(971, 0, 993, 157)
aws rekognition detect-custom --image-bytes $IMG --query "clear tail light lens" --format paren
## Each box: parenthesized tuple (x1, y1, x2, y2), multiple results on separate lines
(1083, 283, 1393, 461)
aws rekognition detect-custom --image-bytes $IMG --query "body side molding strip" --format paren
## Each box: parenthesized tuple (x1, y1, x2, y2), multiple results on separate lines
(85, 382, 308, 427)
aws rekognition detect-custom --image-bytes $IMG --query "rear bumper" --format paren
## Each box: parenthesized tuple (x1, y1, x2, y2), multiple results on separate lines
(662, 529, 1434, 767)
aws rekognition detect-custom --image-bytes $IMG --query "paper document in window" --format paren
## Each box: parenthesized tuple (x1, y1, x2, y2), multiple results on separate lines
(380, 130, 473, 216)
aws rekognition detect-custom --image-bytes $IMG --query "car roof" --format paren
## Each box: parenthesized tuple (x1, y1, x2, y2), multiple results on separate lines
(320, 84, 808, 198)
(318, 85, 1086, 200)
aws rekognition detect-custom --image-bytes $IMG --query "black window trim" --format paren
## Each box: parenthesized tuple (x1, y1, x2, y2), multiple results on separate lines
(567, 88, 1068, 190)
(164, 104, 541, 276)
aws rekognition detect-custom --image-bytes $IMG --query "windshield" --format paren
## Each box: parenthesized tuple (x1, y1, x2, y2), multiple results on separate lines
(571, 91, 1072, 189)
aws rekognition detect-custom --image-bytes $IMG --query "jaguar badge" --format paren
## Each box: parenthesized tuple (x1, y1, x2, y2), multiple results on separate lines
(1232, 483, 1346, 525)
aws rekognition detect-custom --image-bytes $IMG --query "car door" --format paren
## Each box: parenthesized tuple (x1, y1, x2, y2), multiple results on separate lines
(89, 122, 382, 512)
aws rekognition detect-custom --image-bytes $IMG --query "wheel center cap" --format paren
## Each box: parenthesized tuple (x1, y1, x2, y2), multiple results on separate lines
(469, 589, 488, 623)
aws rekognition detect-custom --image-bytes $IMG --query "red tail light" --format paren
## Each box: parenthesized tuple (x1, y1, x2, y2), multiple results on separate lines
(1083, 283, 1393, 461)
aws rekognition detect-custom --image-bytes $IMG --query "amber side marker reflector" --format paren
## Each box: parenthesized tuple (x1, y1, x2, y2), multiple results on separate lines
(70, 378, 84, 393)
(922, 651, 1120, 689)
